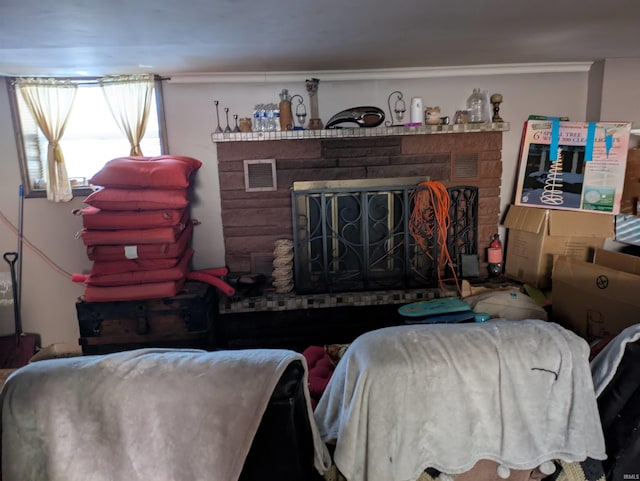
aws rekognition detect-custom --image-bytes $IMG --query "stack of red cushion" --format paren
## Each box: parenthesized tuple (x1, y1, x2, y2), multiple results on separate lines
(73, 155, 203, 302)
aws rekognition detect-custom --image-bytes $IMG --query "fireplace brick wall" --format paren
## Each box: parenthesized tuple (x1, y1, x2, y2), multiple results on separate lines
(216, 131, 503, 275)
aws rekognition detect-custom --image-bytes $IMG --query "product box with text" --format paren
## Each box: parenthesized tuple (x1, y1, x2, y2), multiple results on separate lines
(515, 120, 631, 214)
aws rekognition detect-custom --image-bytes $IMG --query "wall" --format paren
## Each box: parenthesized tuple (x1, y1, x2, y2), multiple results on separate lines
(599, 59, 640, 149)
(0, 66, 599, 346)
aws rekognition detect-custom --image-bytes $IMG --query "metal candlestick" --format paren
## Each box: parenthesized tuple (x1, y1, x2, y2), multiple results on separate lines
(214, 100, 223, 133)
(233, 114, 240, 132)
(223, 107, 231, 133)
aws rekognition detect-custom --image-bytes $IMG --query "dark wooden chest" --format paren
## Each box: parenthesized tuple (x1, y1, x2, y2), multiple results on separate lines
(76, 281, 217, 355)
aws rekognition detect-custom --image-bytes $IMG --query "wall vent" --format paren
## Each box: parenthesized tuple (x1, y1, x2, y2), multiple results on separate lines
(244, 159, 277, 192)
(453, 153, 479, 179)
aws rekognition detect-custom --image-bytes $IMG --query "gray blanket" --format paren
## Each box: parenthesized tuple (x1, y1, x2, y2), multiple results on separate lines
(314, 320, 606, 481)
(1, 348, 331, 481)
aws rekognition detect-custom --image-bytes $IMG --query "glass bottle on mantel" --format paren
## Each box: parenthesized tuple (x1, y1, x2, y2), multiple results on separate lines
(279, 89, 294, 131)
(467, 88, 487, 123)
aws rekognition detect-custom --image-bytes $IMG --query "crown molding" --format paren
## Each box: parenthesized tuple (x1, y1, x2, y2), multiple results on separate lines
(166, 62, 593, 84)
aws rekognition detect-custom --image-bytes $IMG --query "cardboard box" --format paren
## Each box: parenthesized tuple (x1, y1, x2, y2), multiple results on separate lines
(620, 148, 640, 214)
(613, 149, 640, 245)
(514, 120, 631, 214)
(504, 204, 614, 288)
(552, 249, 640, 340)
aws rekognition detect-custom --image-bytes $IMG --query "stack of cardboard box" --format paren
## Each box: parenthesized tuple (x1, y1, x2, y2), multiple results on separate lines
(505, 120, 637, 340)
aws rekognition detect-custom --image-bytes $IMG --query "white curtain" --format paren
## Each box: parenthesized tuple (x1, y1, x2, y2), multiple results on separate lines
(16, 78, 78, 202)
(100, 74, 154, 156)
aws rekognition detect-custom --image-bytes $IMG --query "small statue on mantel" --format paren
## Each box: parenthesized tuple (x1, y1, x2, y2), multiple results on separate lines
(306, 78, 323, 130)
(490, 93, 504, 123)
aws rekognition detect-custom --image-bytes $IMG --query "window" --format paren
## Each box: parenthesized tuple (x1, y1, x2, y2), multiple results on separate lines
(6, 76, 168, 198)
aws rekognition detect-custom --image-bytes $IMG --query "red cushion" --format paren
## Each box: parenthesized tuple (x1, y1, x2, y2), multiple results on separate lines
(303, 345, 336, 409)
(89, 155, 202, 190)
(80, 211, 190, 246)
(86, 222, 192, 262)
(76, 206, 188, 230)
(82, 279, 186, 302)
(90, 256, 182, 276)
(84, 187, 189, 211)
(75, 248, 193, 287)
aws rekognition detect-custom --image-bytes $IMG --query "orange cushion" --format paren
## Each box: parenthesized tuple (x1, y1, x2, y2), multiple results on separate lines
(89, 155, 202, 189)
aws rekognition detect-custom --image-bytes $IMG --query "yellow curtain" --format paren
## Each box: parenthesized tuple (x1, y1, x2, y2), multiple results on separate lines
(16, 78, 78, 202)
(99, 74, 154, 156)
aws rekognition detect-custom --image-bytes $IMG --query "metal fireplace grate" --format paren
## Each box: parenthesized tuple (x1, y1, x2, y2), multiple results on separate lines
(291, 179, 478, 294)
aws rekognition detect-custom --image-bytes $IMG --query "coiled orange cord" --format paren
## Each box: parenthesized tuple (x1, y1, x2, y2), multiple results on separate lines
(409, 181, 461, 295)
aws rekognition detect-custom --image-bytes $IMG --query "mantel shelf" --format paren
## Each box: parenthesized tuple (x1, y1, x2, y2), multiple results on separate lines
(210, 122, 510, 143)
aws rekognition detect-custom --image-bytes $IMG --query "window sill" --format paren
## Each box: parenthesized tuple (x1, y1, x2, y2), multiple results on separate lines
(24, 186, 94, 199)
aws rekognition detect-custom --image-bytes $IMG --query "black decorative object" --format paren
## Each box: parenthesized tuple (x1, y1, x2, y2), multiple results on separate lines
(490, 93, 504, 122)
(325, 106, 385, 129)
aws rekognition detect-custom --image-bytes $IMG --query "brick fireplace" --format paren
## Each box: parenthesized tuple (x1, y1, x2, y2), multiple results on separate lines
(215, 127, 505, 284)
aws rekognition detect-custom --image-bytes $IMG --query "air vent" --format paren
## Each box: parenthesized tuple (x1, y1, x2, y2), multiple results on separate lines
(453, 153, 479, 179)
(243, 159, 277, 192)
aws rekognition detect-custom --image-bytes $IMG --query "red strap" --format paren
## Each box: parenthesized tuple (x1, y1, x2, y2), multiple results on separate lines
(194, 266, 229, 277)
(187, 271, 235, 297)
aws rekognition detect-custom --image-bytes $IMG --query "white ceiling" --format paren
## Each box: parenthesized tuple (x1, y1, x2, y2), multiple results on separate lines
(1, 0, 639, 77)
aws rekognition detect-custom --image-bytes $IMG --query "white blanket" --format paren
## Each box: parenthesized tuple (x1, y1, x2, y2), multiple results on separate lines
(314, 320, 606, 481)
(1, 348, 331, 481)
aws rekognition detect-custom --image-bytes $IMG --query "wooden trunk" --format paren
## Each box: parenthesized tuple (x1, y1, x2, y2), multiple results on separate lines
(76, 281, 217, 355)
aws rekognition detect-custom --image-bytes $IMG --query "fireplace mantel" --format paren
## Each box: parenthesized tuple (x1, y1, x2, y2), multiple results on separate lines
(213, 125, 508, 278)
(211, 122, 509, 143)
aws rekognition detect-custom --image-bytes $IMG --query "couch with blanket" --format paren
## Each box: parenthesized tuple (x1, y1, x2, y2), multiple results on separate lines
(2, 319, 624, 481)
(310, 319, 608, 481)
(1, 348, 331, 481)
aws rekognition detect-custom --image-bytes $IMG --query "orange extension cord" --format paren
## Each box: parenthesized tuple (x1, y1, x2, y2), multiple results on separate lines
(409, 181, 461, 296)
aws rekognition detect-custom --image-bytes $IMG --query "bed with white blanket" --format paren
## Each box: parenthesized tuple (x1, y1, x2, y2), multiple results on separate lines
(314, 319, 607, 481)
(1, 348, 332, 481)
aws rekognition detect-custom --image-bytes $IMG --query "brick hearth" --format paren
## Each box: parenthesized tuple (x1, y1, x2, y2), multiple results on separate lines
(215, 130, 504, 276)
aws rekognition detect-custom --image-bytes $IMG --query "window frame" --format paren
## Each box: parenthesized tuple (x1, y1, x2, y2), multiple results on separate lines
(6, 76, 169, 199)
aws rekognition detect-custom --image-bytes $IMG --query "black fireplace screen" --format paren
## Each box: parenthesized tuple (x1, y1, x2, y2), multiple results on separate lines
(291, 180, 478, 294)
